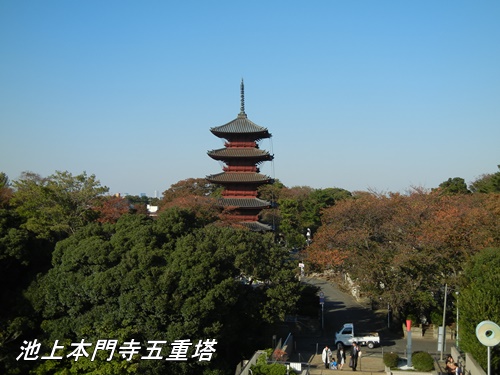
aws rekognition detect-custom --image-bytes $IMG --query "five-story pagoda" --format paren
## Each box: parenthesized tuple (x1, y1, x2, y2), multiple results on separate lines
(206, 80, 274, 231)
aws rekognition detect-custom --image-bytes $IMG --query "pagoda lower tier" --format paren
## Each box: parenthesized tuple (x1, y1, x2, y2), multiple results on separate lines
(205, 174, 273, 227)
(217, 197, 273, 231)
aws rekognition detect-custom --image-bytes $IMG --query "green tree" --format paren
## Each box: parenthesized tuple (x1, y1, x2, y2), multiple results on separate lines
(25, 209, 299, 374)
(0, 208, 51, 374)
(258, 179, 285, 202)
(11, 171, 109, 241)
(436, 177, 470, 195)
(458, 247, 500, 373)
(301, 188, 352, 233)
(26, 212, 192, 374)
(277, 198, 304, 249)
(258, 180, 285, 227)
(161, 178, 221, 204)
(0, 173, 8, 188)
(470, 165, 500, 193)
(0, 172, 12, 208)
(165, 225, 298, 372)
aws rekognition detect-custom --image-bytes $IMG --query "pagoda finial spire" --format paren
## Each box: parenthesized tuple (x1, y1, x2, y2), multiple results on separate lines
(239, 78, 247, 118)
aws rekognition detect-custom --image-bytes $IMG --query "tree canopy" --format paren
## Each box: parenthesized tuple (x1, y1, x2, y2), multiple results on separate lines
(307, 189, 500, 320)
(21, 210, 298, 374)
(11, 171, 109, 241)
(470, 165, 500, 193)
(458, 247, 500, 373)
(436, 177, 471, 195)
(2, 165, 500, 374)
(0, 172, 13, 208)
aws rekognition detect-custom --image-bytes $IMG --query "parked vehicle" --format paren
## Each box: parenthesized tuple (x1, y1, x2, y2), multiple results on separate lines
(334, 323, 380, 349)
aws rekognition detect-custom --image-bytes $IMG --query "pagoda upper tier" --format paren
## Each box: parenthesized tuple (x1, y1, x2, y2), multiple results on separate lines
(207, 147, 273, 165)
(210, 113, 272, 142)
(206, 172, 273, 185)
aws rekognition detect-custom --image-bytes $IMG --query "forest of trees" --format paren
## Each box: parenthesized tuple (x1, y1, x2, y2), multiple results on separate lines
(1, 166, 499, 373)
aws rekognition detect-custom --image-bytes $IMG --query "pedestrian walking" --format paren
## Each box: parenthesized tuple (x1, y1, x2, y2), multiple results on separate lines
(337, 346, 346, 370)
(322, 345, 332, 369)
(349, 342, 361, 371)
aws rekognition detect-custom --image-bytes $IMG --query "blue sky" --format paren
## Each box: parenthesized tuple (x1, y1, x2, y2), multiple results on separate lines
(1, 1, 499, 196)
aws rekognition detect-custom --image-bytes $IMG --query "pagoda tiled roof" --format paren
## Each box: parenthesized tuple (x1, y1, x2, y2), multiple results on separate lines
(242, 221, 273, 231)
(206, 172, 273, 184)
(210, 114, 271, 139)
(218, 197, 271, 209)
(207, 148, 273, 161)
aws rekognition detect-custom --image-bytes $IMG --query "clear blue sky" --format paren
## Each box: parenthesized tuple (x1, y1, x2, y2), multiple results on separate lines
(1, 1, 499, 196)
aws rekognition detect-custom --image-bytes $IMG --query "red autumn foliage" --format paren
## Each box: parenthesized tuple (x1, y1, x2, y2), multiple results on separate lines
(95, 195, 130, 223)
(305, 189, 500, 315)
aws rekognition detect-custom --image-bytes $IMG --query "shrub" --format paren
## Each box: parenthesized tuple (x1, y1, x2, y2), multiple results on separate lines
(383, 352, 399, 368)
(256, 350, 271, 365)
(251, 351, 287, 375)
(251, 363, 287, 375)
(412, 351, 434, 372)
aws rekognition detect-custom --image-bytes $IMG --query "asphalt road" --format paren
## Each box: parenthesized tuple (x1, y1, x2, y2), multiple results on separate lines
(290, 277, 455, 363)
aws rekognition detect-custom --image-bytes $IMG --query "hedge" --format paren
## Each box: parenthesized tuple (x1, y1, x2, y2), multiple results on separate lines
(383, 352, 399, 368)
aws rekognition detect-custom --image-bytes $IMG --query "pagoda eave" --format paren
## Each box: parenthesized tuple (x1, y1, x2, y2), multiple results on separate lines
(210, 130, 271, 141)
(208, 155, 273, 163)
(207, 148, 273, 160)
(206, 172, 273, 184)
(210, 116, 271, 139)
(218, 197, 271, 209)
(242, 221, 273, 231)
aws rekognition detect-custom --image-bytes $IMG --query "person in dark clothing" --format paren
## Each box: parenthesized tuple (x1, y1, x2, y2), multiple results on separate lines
(349, 342, 361, 371)
(337, 346, 346, 370)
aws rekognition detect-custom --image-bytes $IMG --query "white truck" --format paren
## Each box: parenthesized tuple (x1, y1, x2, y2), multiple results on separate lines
(334, 323, 380, 349)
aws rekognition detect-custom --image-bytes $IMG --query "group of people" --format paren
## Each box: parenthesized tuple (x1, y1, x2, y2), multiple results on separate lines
(322, 343, 361, 371)
(322, 345, 462, 373)
(446, 355, 462, 374)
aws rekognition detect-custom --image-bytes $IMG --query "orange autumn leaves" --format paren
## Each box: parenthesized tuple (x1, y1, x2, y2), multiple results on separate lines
(306, 189, 500, 271)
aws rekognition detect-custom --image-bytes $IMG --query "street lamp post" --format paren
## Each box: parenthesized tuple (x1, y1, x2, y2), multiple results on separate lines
(440, 283, 448, 361)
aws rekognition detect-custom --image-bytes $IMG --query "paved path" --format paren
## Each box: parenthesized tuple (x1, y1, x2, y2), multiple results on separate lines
(287, 277, 453, 374)
(307, 351, 385, 374)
